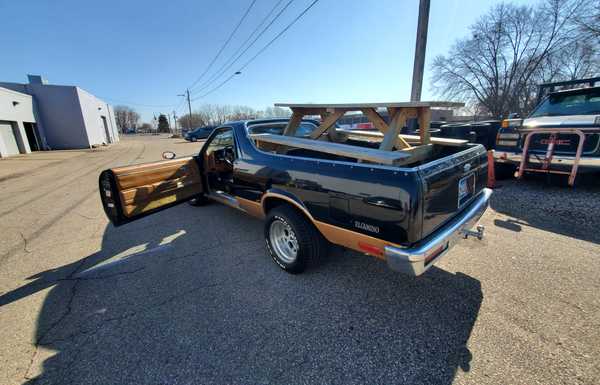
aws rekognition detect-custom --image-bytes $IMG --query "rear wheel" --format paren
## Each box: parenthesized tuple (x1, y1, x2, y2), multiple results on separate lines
(264, 206, 327, 274)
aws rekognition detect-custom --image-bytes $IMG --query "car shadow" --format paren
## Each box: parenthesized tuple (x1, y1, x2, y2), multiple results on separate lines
(491, 177, 600, 244)
(8, 203, 483, 385)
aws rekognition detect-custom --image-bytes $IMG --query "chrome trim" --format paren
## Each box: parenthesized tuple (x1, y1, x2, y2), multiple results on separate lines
(493, 151, 600, 168)
(385, 188, 492, 276)
(497, 133, 520, 139)
(206, 191, 241, 209)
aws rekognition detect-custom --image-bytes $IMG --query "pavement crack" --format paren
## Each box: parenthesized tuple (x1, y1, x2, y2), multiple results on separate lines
(19, 232, 32, 253)
(38, 280, 225, 347)
(74, 212, 100, 220)
(22, 344, 40, 382)
(36, 280, 80, 346)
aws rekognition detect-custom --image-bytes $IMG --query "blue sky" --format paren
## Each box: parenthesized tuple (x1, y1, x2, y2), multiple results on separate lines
(0, 0, 533, 121)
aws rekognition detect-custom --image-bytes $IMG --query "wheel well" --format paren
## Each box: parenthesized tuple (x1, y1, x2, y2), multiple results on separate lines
(263, 197, 311, 222)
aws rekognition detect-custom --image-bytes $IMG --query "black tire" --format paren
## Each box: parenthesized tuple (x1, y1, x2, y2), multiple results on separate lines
(264, 205, 327, 274)
(190, 137, 197, 142)
(187, 194, 210, 206)
(495, 163, 516, 180)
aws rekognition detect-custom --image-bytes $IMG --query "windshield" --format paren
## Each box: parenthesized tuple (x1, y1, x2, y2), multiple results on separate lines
(530, 89, 600, 117)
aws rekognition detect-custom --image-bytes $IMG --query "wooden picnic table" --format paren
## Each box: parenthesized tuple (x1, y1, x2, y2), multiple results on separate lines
(274, 101, 464, 149)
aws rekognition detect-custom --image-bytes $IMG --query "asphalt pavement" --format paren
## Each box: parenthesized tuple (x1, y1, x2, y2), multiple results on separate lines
(0, 135, 598, 385)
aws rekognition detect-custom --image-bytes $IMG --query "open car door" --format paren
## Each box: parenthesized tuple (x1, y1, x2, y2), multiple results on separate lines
(99, 157, 203, 226)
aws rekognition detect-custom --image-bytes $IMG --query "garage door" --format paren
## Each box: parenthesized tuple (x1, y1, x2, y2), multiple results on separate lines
(0, 121, 20, 156)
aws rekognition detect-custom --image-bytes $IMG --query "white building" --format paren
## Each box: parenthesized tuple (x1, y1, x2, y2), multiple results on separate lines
(0, 75, 119, 157)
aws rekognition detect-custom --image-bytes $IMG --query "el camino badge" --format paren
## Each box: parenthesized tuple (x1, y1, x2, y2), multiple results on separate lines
(354, 221, 380, 234)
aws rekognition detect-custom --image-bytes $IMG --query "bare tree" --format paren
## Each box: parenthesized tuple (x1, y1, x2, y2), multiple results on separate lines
(114, 105, 140, 133)
(574, 1, 600, 39)
(178, 104, 293, 128)
(179, 113, 208, 130)
(263, 106, 291, 118)
(229, 105, 258, 121)
(431, 0, 594, 117)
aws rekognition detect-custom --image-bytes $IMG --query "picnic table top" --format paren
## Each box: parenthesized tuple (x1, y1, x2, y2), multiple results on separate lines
(274, 101, 465, 109)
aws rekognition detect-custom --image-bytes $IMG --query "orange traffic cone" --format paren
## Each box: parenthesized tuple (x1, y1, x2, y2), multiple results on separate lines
(487, 150, 495, 188)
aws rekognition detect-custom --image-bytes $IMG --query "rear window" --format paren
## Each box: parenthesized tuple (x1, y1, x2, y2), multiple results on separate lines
(530, 89, 600, 117)
(247, 122, 317, 137)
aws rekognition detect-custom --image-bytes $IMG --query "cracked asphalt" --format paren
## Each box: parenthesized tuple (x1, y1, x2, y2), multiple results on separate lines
(1, 135, 599, 385)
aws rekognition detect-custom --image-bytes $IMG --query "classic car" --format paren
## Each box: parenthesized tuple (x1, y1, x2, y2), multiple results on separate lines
(99, 107, 492, 276)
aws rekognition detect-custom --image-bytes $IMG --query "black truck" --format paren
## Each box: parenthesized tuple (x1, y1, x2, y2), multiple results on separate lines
(99, 117, 492, 276)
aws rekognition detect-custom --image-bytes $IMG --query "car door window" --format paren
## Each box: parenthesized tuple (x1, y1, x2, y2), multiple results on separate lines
(205, 129, 234, 155)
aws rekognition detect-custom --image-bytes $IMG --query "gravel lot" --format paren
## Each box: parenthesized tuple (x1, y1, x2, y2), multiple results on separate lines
(0, 135, 598, 385)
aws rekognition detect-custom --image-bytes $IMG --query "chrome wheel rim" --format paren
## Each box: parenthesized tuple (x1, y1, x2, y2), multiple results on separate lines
(269, 219, 299, 263)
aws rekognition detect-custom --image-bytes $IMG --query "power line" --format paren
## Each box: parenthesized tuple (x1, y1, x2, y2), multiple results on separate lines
(191, 72, 239, 101)
(240, 0, 319, 73)
(192, 0, 320, 101)
(187, 0, 257, 91)
(190, 0, 296, 96)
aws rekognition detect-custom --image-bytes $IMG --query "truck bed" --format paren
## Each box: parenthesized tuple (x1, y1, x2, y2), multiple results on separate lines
(250, 132, 471, 168)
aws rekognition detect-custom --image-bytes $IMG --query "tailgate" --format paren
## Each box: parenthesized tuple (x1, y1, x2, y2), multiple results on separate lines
(418, 145, 488, 240)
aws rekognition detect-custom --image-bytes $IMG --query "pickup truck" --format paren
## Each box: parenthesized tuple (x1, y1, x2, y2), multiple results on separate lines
(99, 117, 492, 276)
(494, 85, 600, 182)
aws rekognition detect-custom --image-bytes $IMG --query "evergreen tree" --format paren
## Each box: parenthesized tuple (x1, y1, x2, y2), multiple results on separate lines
(157, 114, 170, 133)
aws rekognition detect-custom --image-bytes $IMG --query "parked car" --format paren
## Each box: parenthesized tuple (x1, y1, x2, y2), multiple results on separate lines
(494, 85, 600, 181)
(99, 118, 491, 276)
(184, 126, 217, 141)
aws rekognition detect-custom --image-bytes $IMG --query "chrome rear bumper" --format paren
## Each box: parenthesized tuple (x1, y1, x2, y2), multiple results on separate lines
(385, 188, 492, 276)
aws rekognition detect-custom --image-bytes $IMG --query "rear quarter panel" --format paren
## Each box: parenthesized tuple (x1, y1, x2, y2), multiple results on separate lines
(233, 124, 422, 245)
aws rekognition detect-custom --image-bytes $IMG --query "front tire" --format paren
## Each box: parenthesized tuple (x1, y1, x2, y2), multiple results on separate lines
(264, 206, 327, 274)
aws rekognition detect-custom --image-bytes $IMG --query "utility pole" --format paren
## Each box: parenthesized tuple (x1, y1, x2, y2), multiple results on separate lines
(186, 89, 193, 130)
(173, 110, 178, 135)
(410, 0, 430, 102)
(178, 89, 194, 131)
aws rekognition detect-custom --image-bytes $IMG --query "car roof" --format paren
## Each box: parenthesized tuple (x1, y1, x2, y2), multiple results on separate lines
(549, 85, 600, 96)
(243, 117, 320, 126)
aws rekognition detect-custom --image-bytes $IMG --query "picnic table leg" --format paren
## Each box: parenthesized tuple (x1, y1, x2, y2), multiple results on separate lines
(417, 107, 431, 145)
(381, 109, 411, 150)
(283, 110, 304, 136)
(309, 109, 346, 140)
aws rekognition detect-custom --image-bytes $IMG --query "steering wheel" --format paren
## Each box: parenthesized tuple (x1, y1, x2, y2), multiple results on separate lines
(224, 148, 234, 166)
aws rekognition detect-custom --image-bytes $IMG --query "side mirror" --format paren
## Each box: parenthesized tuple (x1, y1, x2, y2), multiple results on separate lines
(162, 151, 176, 160)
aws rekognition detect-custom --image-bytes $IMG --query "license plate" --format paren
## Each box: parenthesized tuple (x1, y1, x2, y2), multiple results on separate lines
(458, 174, 476, 208)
